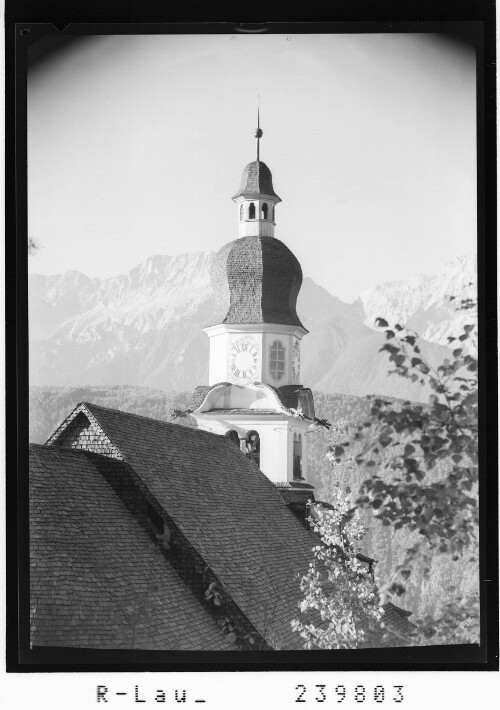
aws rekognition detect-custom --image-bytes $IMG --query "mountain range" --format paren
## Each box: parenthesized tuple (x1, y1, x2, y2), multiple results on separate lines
(29, 252, 476, 403)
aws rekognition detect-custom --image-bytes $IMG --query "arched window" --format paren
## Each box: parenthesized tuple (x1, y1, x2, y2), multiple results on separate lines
(269, 340, 285, 381)
(271, 205, 274, 221)
(239, 204, 243, 221)
(293, 433, 303, 480)
(249, 202, 256, 219)
(245, 430, 260, 467)
(225, 430, 240, 447)
(261, 202, 268, 219)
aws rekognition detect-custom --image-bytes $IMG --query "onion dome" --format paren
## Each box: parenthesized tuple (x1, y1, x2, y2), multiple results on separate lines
(209, 235, 306, 328)
(232, 161, 281, 203)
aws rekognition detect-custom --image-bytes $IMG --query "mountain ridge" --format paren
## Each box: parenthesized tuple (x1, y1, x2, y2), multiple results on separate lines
(29, 252, 476, 402)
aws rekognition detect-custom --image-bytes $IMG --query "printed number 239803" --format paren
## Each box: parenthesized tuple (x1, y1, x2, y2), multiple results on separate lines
(294, 685, 404, 704)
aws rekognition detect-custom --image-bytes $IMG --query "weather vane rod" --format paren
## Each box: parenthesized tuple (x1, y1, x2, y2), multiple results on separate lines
(254, 95, 263, 161)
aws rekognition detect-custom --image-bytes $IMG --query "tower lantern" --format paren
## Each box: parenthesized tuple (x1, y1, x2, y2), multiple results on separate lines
(232, 101, 281, 238)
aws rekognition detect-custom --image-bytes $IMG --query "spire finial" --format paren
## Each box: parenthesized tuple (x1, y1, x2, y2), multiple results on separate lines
(254, 95, 263, 161)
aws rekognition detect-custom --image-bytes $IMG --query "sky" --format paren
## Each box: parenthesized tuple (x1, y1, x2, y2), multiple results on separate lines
(27, 32, 477, 302)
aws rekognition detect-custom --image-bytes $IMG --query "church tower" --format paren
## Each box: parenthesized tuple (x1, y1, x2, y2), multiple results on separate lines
(191, 114, 315, 490)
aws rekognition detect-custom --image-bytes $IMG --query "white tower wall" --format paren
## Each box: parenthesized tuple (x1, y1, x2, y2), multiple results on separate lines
(205, 323, 305, 387)
(192, 412, 310, 483)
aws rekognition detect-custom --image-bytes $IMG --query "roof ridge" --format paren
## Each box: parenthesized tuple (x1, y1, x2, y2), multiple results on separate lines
(82, 400, 194, 427)
(82, 400, 164, 420)
(82, 401, 226, 442)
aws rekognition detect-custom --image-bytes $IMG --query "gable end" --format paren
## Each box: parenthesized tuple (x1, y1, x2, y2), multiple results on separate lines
(46, 403, 123, 460)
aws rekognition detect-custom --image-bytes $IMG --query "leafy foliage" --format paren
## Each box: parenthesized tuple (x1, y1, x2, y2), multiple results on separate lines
(302, 395, 478, 627)
(324, 299, 479, 645)
(292, 485, 383, 649)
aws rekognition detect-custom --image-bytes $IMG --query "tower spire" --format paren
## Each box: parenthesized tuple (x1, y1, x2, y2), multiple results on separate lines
(254, 95, 263, 161)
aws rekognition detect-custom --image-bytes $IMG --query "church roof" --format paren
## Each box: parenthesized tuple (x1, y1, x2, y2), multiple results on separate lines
(29, 444, 234, 650)
(40, 402, 316, 650)
(232, 160, 281, 202)
(33, 402, 415, 650)
(209, 236, 306, 328)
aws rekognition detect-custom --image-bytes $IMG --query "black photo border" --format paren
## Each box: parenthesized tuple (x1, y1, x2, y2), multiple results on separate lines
(5, 0, 498, 673)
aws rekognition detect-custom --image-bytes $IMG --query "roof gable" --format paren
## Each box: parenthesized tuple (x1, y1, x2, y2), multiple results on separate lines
(46, 403, 123, 460)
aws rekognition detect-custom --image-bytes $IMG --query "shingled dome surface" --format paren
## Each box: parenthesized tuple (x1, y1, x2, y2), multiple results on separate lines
(210, 236, 306, 328)
(232, 160, 281, 202)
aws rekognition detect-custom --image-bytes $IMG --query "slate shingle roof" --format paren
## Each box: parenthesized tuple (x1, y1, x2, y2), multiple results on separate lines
(61, 403, 316, 649)
(209, 236, 305, 328)
(36, 402, 415, 650)
(232, 160, 281, 202)
(29, 444, 233, 650)
(367, 602, 416, 647)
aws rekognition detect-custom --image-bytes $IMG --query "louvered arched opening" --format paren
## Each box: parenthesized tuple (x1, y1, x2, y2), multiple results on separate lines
(293, 433, 303, 480)
(245, 430, 260, 467)
(225, 430, 240, 447)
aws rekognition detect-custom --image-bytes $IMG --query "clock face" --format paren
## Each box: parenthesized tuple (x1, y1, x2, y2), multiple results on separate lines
(292, 341, 301, 384)
(229, 338, 259, 381)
